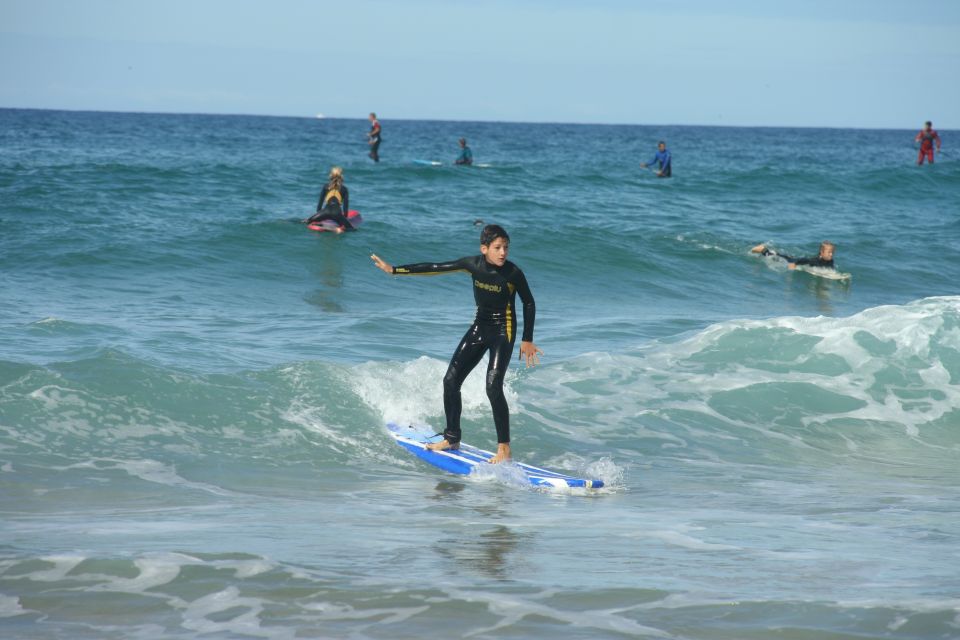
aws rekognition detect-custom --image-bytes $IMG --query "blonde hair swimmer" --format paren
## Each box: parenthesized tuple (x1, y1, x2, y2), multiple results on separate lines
(370, 224, 543, 464)
(751, 241, 835, 269)
(304, 167, 355, 232)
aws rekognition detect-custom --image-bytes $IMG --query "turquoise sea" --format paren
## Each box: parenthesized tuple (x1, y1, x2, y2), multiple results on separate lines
(1, 108, 959, 639)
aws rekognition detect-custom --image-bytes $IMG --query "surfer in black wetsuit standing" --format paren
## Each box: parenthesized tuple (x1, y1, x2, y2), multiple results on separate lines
(751, 241, 836, 269)
(370, 224, 542, 464)
(368, 112, 382, 162)
(304, 166, 354, 231)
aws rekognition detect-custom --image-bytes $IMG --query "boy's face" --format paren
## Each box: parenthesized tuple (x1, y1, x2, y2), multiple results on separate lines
(481, 237, 509, 267)
(819, 243, 834, 260)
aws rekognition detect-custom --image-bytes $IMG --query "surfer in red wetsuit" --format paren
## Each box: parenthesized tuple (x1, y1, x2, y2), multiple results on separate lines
(914, 121, 941, 165)
(370, 225, 542, 464)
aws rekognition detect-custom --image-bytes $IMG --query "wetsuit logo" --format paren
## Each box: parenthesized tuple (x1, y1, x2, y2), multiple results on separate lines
(474, 280, 502, 293)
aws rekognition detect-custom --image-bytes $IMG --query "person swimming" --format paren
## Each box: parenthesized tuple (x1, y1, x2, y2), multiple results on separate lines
(751, 241, 836, 269)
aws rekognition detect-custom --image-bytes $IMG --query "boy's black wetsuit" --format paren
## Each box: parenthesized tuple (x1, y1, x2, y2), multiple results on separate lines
(307, 184, 354, 230)
(392, 255, 535, 445)
(760, 248, 834, 268)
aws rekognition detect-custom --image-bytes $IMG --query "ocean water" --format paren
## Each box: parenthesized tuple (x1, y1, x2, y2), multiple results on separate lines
(1, 108, 959, 639)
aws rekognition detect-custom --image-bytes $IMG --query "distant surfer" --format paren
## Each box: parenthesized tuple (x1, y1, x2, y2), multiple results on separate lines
(914, 121, 941, 165)
(371, 224, 542, 464)
(641, 140, 672, 177)
(751, 241, 836, 269)
(454, 138, 473, 166)
(368, 112, 382, 162)
(304, 166, 355, 232)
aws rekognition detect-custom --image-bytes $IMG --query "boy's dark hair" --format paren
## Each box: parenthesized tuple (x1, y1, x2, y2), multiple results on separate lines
(480, 224, 509, 246)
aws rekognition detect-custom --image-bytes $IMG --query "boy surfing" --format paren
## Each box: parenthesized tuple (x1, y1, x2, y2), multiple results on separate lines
(371, 225, 542, 464)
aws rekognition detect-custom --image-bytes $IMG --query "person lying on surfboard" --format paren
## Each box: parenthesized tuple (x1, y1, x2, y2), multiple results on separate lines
(371, 224, 542, 464)
(751, 241, 836, 269)
(304, 166, 355, 232)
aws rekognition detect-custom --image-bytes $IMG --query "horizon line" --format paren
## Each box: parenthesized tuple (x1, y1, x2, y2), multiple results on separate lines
(0, 105, 940, 132)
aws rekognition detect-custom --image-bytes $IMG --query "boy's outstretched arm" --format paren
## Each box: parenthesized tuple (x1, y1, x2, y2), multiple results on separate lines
(371, 254, 394, 274)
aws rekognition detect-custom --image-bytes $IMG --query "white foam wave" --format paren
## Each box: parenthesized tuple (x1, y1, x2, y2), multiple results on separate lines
(20, 555, 86, 582)
(181, 586, 289, 639)
(0, 593, 29, 618)
(468, 460, 531, 487)
(525, 296, 960, 467)
(300, 600, 429, 625)
(87, 557, 182, 593)
(351, 354, 518, 428)
(542, 452, 625, 490)
(442, 586, 673, 638)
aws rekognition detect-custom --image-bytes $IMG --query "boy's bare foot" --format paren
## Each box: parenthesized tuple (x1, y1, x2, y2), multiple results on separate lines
(426, 438, 459, 452)
(488, 443, 511, 464)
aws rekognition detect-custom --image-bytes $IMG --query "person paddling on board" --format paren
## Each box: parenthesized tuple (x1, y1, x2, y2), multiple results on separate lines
(751, 241, 836, 269)
(367, 112, 382, 162)
(640, 140, 672, 177)
(454, 137, 473, 166)
(371, 224, 542, 464)
(304, 166, 355, 232)
(914, 121, 942, 165)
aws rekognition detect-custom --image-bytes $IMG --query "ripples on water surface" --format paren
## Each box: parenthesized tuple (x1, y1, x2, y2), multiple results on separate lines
(1, 109, 959, 639)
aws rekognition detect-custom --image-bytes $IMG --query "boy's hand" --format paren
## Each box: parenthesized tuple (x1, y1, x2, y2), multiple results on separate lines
(371, 254, 393, 274)
(519, 341, 543, 368)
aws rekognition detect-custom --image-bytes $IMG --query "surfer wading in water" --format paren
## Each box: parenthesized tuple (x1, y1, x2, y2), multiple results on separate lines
(914, 121, 942, 166)
(371, 224, 542, 464)
(641, 140, 672, 177)
(367, 112, 382, 162)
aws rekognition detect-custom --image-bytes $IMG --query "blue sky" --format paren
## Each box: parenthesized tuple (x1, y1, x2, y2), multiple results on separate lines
(2, 0, 958, 128)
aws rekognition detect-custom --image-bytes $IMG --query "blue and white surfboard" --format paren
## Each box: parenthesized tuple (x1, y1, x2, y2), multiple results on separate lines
(387, 422, 603, 489)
